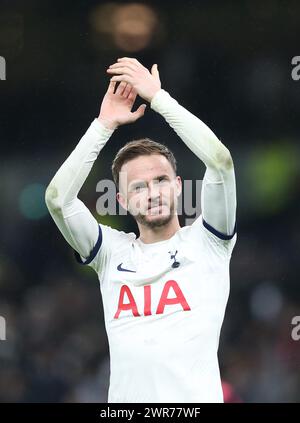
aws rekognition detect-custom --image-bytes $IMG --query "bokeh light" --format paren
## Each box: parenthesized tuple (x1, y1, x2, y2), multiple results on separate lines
(19, 183, 48, 220)
(90, 2, 160, 52)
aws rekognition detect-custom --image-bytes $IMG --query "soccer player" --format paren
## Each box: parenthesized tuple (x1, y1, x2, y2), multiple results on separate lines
(45, 57, 237, 403)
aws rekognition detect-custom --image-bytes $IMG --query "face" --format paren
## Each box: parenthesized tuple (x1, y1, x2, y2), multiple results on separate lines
(117, 154, 182, 229)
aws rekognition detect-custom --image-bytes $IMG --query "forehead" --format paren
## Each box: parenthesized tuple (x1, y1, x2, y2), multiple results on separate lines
(120, 154, 174, 184)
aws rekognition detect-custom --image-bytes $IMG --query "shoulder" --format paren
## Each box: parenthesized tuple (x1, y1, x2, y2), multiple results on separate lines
(100, 223, 137, 252)
(181, 214, 237, 259)
(74, 223, 136, 269)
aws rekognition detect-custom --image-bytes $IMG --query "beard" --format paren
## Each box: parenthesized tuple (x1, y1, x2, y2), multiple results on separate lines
(133, 201, 176, 229)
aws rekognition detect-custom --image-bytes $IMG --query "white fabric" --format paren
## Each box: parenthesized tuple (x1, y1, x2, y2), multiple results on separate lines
(91, 220, 236, 402)
(45, 88, 237, 402)
(45, 118, 113, 258)
(150, 89, 236, 236)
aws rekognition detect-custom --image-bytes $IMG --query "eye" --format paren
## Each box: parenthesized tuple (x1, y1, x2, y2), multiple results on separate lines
(134, 184, 146, 192)
(158, 176, 168, 183)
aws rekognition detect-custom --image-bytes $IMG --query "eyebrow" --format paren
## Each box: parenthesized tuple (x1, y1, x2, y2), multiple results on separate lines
(129, 174, 170, 189)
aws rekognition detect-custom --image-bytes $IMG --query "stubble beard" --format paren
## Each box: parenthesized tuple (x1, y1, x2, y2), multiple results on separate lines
(133, 201, 176, 229)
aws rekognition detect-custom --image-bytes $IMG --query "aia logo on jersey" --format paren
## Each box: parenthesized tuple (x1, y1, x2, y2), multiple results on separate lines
(114, 279, 191, 319)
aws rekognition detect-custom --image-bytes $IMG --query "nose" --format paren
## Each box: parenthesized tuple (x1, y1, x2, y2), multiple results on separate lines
(147, 182, 161, 207)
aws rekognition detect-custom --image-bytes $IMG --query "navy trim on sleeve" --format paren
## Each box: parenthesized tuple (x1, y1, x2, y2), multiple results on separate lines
(74, 224, 103, 265)
(202, 218, 237, 240)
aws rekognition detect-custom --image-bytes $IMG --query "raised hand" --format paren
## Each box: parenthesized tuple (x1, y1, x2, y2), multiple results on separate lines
(98, 80, 147, 130)
(107, 57, 161, 103)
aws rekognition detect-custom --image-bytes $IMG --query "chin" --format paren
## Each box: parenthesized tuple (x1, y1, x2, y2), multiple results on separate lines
(138, 210, 173, 229)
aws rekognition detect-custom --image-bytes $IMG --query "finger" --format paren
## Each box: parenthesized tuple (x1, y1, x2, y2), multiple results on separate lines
(110, 75, 132, 84)
(151, 64, 159, 81)
(115, 81, 127, 95)
(107, 67, 134, 76)
(117, 57, 141, 66)
(127, 88, 137, 102)
(107, 80, 116, 93)
(109, 62, 137, 72)
(131, 104, 147, 121)
(123, 83, 132, 98)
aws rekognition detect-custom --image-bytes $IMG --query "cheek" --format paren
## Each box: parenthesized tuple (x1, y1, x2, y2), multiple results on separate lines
(161, 184, 176, 201)
(128, 192, 148, 211)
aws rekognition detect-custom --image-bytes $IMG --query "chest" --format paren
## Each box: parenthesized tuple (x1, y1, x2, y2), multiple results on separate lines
(101, 252, 227, 324)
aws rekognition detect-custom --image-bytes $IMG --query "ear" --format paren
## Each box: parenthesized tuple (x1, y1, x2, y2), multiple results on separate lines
(117, 191, 128, 212)
(175, 175, 182, 197)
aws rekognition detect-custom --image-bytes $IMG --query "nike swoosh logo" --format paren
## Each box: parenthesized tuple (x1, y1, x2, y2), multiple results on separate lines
(117, 263, 136, 273)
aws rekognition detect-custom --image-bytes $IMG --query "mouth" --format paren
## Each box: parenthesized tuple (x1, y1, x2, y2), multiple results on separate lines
(146, 204, 167, 215)
(148, 201, 165, 210)
(148, 204, 163, 210)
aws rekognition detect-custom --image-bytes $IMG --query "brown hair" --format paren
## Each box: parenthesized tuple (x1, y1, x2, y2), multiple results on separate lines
(111, 138, 177, 189)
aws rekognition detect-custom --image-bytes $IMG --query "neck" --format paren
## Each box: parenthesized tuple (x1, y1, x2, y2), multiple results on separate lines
(137, 215, 181, 244)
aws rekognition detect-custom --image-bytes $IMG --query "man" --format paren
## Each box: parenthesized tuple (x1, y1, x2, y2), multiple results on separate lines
(45, 57, 237, 403)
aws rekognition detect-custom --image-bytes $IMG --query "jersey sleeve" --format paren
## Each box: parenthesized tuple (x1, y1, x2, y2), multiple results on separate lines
(150, 88, 237, 254)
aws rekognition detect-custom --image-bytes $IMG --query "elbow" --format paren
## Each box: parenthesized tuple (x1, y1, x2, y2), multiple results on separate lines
(45, 183, 63, 214)
(215, 146, 234, 171)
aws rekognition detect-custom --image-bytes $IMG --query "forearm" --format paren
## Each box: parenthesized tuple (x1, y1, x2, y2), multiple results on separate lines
(201, 165, 236, 235)
(150, 89, 232, 172)
(151, 89, 236, 235)
(45, 118, 114, 257)
(45, 119, 114, 210)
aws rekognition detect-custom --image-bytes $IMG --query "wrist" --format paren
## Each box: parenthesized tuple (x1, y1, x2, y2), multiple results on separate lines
(148, 87, 162, 102)
(150, 88, 164, 105)
(97, 117, 119, 130)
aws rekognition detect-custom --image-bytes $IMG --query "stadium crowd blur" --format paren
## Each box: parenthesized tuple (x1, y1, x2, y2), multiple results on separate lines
(1, 0, 300, 402)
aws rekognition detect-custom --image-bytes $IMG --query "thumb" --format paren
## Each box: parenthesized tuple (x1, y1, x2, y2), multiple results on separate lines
(151, 63, 159, 80)
(131, 104, 147, 121)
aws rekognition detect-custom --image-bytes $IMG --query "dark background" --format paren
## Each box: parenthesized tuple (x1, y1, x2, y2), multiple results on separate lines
(0, 0, 300, 402)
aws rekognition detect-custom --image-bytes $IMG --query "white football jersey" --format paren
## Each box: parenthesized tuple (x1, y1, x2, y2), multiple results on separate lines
(76, 215, 237, 403)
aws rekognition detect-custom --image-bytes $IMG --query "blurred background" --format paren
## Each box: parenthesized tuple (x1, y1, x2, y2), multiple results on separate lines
(0, 0, 300, 402)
